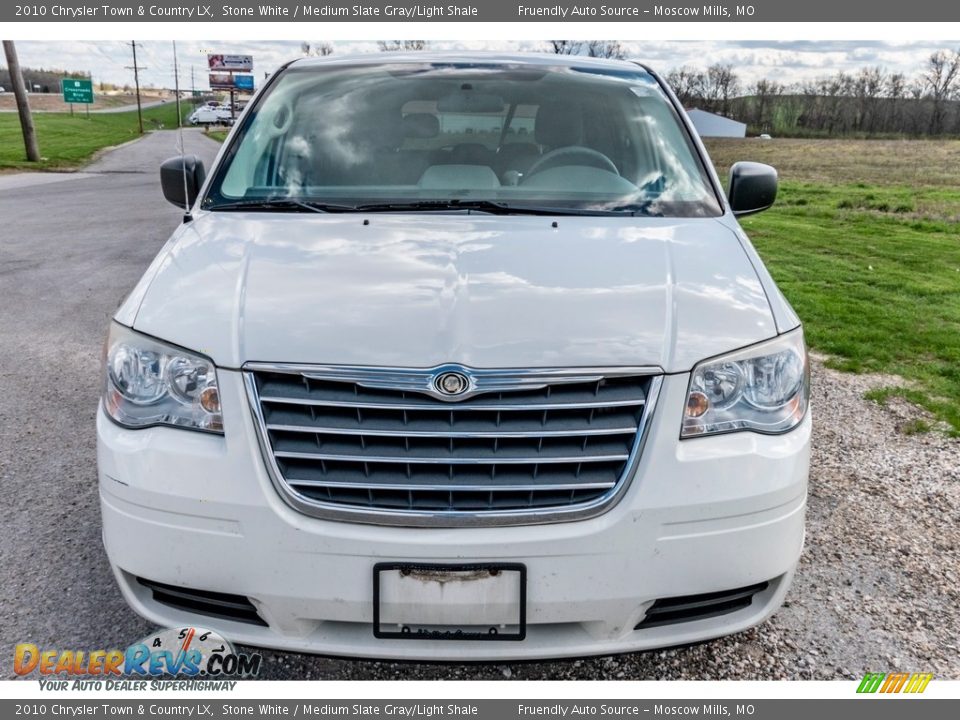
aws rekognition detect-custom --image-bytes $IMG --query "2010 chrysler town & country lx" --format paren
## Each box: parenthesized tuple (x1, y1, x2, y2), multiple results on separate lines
(97, 53, 810, 660)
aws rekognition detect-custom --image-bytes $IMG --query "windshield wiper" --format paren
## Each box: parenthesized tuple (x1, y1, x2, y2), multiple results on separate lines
(602, 201, 663, 217)
(207, 198, 649, 216)
(207, 198, 358, 213)
(352, 200, 605, 216)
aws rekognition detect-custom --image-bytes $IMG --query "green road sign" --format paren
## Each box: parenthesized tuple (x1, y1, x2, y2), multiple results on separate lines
(61, 78, 94, 104)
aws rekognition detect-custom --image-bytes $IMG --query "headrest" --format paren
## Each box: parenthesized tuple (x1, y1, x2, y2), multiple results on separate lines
(418, 164, 500, 190)
(449, 143, 491, 164)
(535, 102, 583, 147)
(403, 113, 440, 139)
(351, 112, 404, 150)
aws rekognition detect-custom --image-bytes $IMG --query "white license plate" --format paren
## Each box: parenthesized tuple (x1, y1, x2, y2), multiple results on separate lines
(373, 563, 526, 640)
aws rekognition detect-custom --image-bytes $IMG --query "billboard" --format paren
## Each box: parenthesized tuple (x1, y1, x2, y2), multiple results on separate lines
(234, 75, 255, 91)
(207, 54, 253, 71)
(208, 73, 234, 90)
(209, 73, 255, 91)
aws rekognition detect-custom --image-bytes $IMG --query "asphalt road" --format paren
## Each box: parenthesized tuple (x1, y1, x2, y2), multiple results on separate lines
(1, 132, 957, 681)
(0, 129, 221, 672)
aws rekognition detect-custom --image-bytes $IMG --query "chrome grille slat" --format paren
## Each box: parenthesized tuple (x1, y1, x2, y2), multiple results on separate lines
(245, 364, 661, 527)
(257, 395, 645, 411)
(274, 451, 631, 465)
(264, 423, 638, 438)
(285, 480, 617, 492)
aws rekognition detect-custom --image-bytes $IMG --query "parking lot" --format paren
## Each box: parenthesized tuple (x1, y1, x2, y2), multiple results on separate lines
(1, 131, 957, 680)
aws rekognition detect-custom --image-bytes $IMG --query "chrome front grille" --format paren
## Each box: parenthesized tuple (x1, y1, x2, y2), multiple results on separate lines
(245, 364, 661, 526)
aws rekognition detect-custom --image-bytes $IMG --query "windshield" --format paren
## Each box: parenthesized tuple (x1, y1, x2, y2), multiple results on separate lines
(205, 60, 722, 217)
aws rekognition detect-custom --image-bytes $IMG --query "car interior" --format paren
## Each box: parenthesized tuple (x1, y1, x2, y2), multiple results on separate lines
(220, 64, 717, 211)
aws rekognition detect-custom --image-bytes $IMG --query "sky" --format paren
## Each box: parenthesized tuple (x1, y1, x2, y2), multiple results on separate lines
(10, 39, 960, 92)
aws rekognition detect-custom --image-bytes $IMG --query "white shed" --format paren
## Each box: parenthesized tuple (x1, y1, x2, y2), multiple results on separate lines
(686, 108, 747, 138)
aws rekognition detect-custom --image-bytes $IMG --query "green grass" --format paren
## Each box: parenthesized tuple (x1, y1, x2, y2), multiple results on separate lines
(705, 138, 960, 434)
(195, 134, 960, 433)
(737, 179, 960, 434)
(7, 124, 959, 432)
(205, 129, 230, 143)
(0, 103, 189, 170)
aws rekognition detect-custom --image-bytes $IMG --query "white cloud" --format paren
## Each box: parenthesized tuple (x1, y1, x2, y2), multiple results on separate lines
(9, 39, 959, 91)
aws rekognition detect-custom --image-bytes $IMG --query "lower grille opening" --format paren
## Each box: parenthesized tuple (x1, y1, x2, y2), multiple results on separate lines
(635, 582, 769, 630)
(137, 577, 267, 627)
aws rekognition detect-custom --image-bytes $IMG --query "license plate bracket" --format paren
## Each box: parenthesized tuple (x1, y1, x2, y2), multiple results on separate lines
(373, 562, 526, 641)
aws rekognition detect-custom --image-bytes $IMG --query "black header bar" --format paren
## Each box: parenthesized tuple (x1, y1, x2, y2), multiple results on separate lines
(5, 1, 957, 23)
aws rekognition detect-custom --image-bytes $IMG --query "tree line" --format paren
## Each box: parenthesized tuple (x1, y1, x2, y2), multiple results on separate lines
(0, 66, 88, 94)
(304, 41, 960, 137)
(548, 42, 960, 137)
(666, 50, 960, 137)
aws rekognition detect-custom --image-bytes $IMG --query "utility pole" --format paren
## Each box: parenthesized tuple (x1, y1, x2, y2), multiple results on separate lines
(172, 41, 182, 129)
(1, 40, 41, 162)
(125, 41, 145, 134)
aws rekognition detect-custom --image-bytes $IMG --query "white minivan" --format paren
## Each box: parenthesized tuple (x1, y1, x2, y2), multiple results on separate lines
(98, 53, 810, 661)
(188, 104, 234, 126)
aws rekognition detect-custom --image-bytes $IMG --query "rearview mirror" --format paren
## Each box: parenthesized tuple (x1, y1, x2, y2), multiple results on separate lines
(728, 161, 777, 217)
(160, 155, 206, 209)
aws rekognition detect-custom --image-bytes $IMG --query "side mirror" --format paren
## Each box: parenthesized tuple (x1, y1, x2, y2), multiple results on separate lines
(160, 155, 206, 209)
(728, 161, 777, 217)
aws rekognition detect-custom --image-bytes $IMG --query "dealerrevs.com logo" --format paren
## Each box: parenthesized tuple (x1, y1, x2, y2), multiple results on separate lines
(15, 627, 261, 690)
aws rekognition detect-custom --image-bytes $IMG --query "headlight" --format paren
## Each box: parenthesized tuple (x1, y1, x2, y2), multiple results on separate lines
(102, 323, 223, 433)
(682, 328, 809, 438)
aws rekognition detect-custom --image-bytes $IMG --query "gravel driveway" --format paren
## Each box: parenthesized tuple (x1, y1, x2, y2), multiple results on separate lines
(249, 360, 960, 679)
(1, 134, 957, 680)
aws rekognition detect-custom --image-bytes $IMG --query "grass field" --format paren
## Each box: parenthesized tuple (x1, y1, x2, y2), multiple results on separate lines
(0, 102, 188, 170)
(173, 133, 960, 433)
(705, 138, 960, 434)
(4, 117, 958, 432)
(205, 129, 230, 143)
(0, 92, 159, 113)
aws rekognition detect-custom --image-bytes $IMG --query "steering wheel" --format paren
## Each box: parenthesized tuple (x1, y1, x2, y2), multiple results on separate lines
(524, 146, 619, 179)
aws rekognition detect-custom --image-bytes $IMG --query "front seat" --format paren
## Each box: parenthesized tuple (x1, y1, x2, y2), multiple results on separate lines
(522, 101, 619, 180)
(444, 142, 495, 167)
(534, 101, 584, 151)
(395, 113, 441, 184)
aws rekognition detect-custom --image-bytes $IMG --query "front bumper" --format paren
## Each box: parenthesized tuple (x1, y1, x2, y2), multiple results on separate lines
(97, 369, 809, 661)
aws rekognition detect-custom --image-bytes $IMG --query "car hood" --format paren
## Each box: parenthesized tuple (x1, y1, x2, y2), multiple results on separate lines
(127, 212, 776, 372)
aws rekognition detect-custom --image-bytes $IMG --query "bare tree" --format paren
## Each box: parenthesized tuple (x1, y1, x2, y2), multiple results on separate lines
(852, 66, 884, 132)
(665, 66, 706, 107)
(704, 63, 740, 115)
(301, 42, 334, 57)
(538, 45, 960, 137)
(920, 49, 960, 134)
(751, 78, 784, 132)
(377, 40, 428, 52)
(885, 72, 907, 131)
(545, 40, 624, 59)
(586, 41, 625, 60)
(548, 40, 583, 55)
(821, 72, 853, 134)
